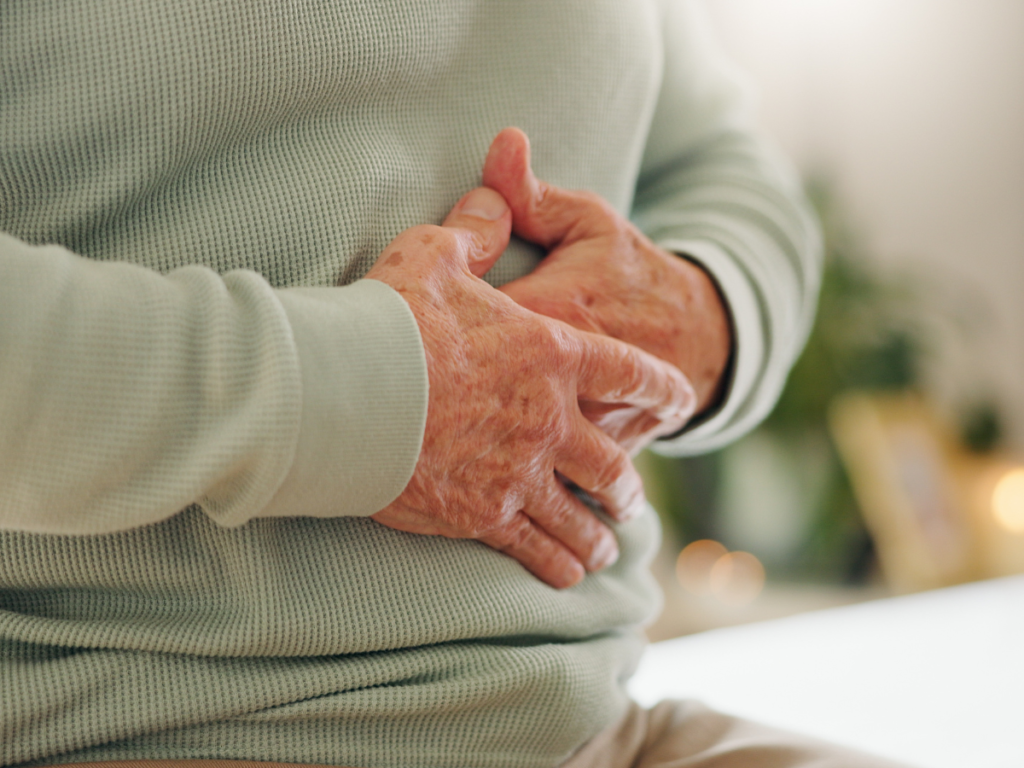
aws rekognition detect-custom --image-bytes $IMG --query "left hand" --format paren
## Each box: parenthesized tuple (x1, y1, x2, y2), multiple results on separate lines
(481, 128, 733, 453)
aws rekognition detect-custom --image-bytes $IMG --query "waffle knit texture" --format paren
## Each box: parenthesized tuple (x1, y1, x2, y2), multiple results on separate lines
(0, 0, 821, 765)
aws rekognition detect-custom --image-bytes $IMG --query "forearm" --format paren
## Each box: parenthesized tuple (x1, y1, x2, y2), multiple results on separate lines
(637, 130, 821, 454)
(0, 232, 426, 534)
(637, 245, 733, 418)
(634, 0, 822, 454)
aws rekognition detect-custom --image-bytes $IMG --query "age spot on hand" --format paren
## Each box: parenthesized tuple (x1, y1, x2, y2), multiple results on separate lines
(385, 251, 405, 267)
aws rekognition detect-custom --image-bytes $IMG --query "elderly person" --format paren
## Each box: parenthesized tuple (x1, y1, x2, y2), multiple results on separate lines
(1, 1, 904, 766)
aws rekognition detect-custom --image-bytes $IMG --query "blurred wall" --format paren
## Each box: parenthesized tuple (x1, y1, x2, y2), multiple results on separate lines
(704, 0, 1024, 450)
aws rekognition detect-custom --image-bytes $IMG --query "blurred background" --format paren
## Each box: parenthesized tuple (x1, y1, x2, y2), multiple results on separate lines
(641, 0, 1024, 640)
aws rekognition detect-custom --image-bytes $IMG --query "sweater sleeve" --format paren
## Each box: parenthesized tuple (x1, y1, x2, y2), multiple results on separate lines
(633, 0, 822, 456)
(0, 232, 427, 534)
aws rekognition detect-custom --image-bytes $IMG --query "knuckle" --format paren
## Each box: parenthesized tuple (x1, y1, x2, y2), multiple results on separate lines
(577, 189, 605, 209)
(498, 516, 534, 551)
(409, 224, 464, 253)
(434, 225, 463, 250)
(405, 224, 468, 268)
(478, 494, 523, 538)
(622, 348, 648, 394)
(439, 229, 464, 252)
(600, 340, 644, 398)
(578, 190, 615, 219)
(526, 315, 568, 361)
(592, 449, 630, 493)
(540, 495, 573, 531)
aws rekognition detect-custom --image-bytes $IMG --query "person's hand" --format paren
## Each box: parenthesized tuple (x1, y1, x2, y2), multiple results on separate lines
(482, 128, 732, 453)
(365, 186, 696, 588)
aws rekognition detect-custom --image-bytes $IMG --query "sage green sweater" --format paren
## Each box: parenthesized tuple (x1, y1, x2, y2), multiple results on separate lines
(0, 1, 820, 765)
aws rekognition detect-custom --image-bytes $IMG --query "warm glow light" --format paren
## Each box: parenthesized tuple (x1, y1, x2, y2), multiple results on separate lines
(992, 468, 1024, 534)
(709, 551, 766, 606)
(676, 539, 728, 596)
(676, 540, 765, 606)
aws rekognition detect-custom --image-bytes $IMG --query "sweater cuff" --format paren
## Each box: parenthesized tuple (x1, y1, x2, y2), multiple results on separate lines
(259, 279, 428, 519)
(654, 239, 764, 454)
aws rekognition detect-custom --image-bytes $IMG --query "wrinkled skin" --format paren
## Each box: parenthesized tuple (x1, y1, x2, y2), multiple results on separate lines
(366, 186, 697, 589)
(484, 128, 733, 454)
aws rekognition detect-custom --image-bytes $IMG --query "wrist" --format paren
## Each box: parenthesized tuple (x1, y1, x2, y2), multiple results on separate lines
(659, 248, 734, 416)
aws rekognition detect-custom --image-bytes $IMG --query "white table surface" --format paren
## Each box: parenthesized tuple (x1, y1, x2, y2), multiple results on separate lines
(628, 575, 1024, 768)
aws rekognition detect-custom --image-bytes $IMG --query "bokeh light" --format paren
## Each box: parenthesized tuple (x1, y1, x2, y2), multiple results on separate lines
(709, 551, 766, 606)
(676, 539, 728, 596)
(676, 540, 765, 606)
(992, 467, 1024, 534)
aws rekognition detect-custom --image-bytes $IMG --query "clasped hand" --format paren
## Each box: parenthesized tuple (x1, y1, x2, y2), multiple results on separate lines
(368, 129, 730, 589)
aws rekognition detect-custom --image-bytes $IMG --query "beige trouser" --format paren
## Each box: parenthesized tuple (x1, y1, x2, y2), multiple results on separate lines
(46, 700, 916, 768)
(563, 700, 917, 768)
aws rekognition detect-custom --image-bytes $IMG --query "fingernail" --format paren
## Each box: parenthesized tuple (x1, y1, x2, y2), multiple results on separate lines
(589, 533, 620, 571)
(459, 188, 508, 220)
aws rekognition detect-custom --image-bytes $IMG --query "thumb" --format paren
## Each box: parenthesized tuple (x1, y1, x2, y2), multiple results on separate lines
(482, 127, 617, 249)
(442, 187, 513, 278)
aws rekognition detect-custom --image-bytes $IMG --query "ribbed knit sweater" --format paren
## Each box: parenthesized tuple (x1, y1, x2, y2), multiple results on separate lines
(0, 1, 820, 766)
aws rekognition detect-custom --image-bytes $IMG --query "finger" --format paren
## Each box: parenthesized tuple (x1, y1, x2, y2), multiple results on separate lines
(579, 402, 638, 435)
(442, 186, 513, 278)
(580, 402, 656, 451)
(528, 476, 620, 572)
(556, 417, 647, 522)
(479, 511, 587, 589)
(580, 401, 690, 454)
(570, 326, 698, 423)
(482, 126, 618, 248)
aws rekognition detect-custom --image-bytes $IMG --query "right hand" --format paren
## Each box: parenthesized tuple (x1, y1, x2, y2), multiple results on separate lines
(366, 187, 697, 589)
